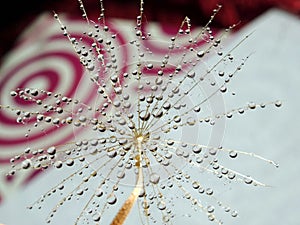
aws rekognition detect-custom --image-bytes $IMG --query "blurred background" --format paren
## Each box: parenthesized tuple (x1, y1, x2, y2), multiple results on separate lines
(0, 0, 300, 225)
(1, 0, 300, 65)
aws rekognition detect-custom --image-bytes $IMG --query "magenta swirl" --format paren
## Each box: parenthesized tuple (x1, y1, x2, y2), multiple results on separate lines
(0, 16, 129, 165)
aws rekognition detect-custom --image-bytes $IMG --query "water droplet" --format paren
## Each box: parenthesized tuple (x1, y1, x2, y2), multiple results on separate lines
(229, 150, 238, 158)
(22, 159, 32, 169)
(187, 117, 196, 126)
(207, 205, 215, 213)
(197, 51, 205, 57)
(10, 91, 17, 97)
(206, 188, 214, 195)
(167, 140, 174, 146)
(146, 63, 153, 69)
(193, 106, 201, 112)
(139, 110, 150, 121)
(244, 176, 253, 185)
(192, 181, 200, 189)
(192, 145, 202, 154)
(275, 100, 282, 107)
(95, 188, 103, 198)
(142, 201, 149, 209)
(66, 159, 74, 167)
(173, 115, 181, 123)
(54, 161, 63, 169)
(47, 146, 56, 155)
(107, 194, 117, 205)
(150, 173, 160, 184)
(248, 102, 256, 109)
(93, 214, 101, 222)
(208, 214, 215, 221)
(157, 201, 166, 210)
(231, 210, 238, 217)
(163, 102, 171, 110)
(153, 110, 163, 118)
(76, 189, 84, 196)
(187, 70, 195, 78)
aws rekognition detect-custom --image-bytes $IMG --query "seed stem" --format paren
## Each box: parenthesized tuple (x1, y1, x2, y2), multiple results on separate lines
(110, 136, 144, 225)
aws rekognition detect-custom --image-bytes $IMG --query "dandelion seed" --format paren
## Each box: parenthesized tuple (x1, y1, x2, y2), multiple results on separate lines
(0, 0, 282, 225)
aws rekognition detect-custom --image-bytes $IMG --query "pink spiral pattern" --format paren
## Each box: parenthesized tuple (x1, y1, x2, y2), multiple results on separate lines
(0, 15, 130, 205)
(0, 15, 128, 166)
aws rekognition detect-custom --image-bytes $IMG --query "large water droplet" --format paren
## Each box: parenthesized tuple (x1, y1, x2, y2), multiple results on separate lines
(107, 194, 117, 205)
(139, 110, 150, 121)
(150, 173, 160, 184)
(22, 159, 32, 169)
(47, 146, 56, 155)
(157, 201, 166, 210)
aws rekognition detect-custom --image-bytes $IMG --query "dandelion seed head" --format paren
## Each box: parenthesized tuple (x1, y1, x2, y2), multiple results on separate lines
(0, 0, 283, 225)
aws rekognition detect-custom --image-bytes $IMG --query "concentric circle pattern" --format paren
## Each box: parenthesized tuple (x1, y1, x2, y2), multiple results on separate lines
(0, 13, 128, 199)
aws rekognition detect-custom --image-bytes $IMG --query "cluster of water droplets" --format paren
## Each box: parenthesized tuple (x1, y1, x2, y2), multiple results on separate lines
(0, 0, 283, 225)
